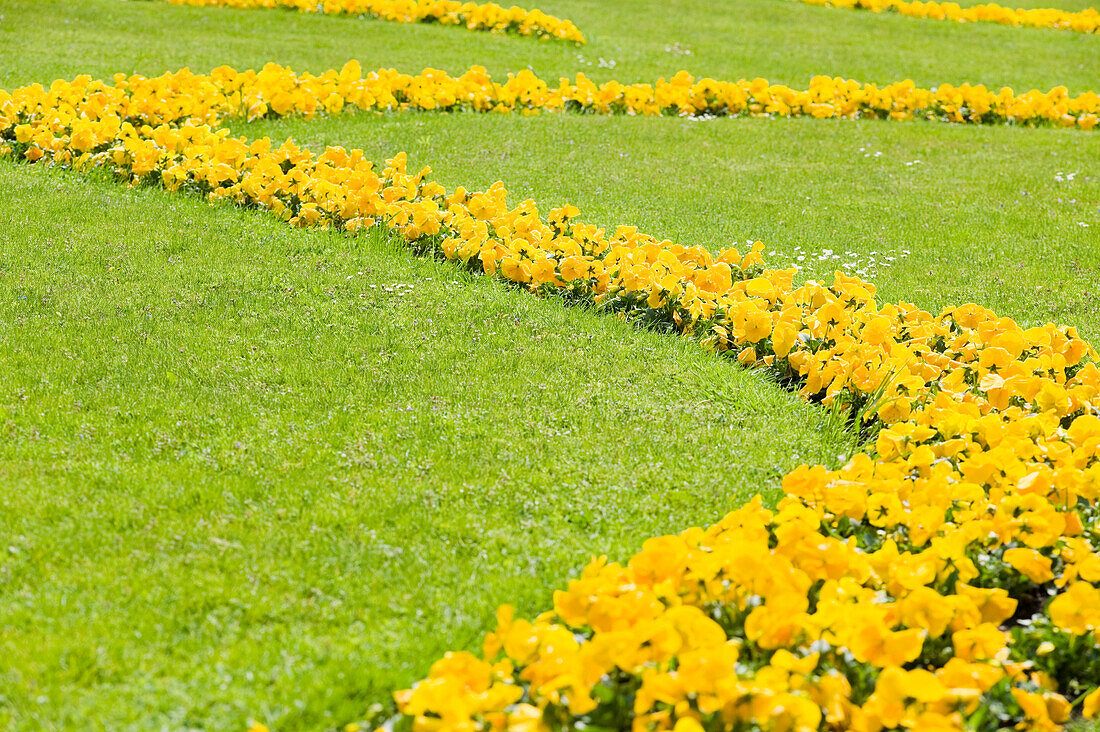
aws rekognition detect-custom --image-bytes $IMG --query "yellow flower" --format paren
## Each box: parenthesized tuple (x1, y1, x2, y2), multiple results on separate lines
(951, 624, 1007, 661)
(1083, 687, 1100, 718)
(1003, 547, 1055, 584)
(672, 718, 704, 732)
(1047, 582, 1100, 634)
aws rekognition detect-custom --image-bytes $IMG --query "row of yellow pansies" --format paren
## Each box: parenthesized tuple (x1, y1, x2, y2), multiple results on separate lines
(2, 65, 1099, 731)
(137, 0, 586, 42)
(794, 0, 1099, 33)
(2, 63, 1097, 135)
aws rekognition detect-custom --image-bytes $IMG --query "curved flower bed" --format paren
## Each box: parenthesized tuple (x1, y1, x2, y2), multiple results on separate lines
(136, 0, 586, 42)
(794, 0, 1100, 34)
(2, 61, 1099, 731)
(398, 264, 1100, 731)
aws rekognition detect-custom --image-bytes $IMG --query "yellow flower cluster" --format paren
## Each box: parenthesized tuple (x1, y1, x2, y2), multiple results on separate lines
(139, 0, 586, 42)
(2, 63, 1097, 136)
(796, 0, 1100, 33)
(4, 63, 1100, 731)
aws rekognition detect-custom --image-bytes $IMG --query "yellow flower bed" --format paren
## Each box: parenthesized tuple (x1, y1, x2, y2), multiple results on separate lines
(138, 0, 586, 42)
(795, 0, 1099, 33)
(3, 62, 1100, 731)
(398, 287, 1100, 730)
(1, 63, 1096, 133)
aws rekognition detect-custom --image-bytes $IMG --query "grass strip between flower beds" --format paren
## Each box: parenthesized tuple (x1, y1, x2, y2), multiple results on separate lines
(3, 64, 1100, 731)
(133, 0, 586, 43)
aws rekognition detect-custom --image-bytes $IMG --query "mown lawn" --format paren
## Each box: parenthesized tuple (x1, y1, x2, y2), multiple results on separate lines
(0, 0, 1097, 729)
(0, 163, 853, 730)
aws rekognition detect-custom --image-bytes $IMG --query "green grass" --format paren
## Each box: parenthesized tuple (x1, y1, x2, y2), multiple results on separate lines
(0, 164, 852, 729)
(0, 0, 1098, 729)
(0, 0, 1097, 93)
